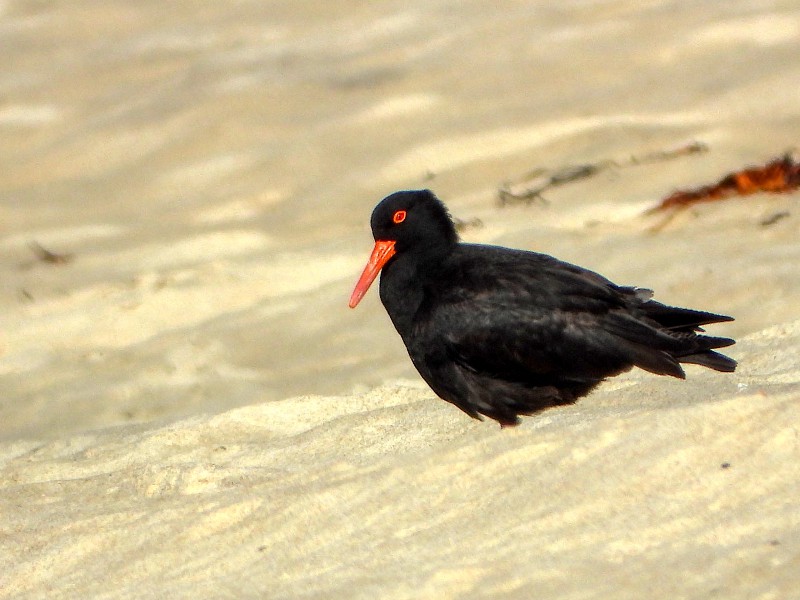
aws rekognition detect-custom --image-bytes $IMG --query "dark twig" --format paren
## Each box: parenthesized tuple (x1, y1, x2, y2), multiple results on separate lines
(760, 211, 791, 227)
(453, 217, 484, 233)
(28, 241, 74, 265)
(498, 141, 708, 207)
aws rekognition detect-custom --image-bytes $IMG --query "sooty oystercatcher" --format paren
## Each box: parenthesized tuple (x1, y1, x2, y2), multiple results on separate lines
(349, 189, 736, 427)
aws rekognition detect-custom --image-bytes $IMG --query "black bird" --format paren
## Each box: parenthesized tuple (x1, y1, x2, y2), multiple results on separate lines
(349, 190, 736, 427)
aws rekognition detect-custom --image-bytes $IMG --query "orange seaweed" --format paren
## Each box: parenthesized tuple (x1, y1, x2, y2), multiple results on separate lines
(648, 153, 800, 213)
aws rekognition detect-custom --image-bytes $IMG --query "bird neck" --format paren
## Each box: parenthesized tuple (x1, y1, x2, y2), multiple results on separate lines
(378, 241, 454, 341)
(379, 254, 423, 341)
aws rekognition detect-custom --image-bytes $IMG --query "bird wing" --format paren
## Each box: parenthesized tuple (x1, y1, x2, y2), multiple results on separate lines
(415, 247, 686, 384)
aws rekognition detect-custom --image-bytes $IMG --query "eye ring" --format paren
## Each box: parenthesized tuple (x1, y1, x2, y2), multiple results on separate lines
(392, 210, 407, 224)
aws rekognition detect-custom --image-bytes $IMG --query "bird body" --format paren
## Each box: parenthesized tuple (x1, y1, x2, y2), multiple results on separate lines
(350, 190, 736, 426)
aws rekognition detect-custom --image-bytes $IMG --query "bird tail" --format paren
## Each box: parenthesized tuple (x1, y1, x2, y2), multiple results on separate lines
(633, 299, 737, 373)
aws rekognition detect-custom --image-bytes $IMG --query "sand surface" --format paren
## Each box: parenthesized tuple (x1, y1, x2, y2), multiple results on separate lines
(1, 1, 799, 598)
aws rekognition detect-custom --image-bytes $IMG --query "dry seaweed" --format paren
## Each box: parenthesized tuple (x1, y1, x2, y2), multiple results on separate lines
(498, 142, 707, 206)
(28, 241, 74, 265)
(760, 211, 791, 227)
(647, 153, 800, 214)
(453, 217, 484, 233)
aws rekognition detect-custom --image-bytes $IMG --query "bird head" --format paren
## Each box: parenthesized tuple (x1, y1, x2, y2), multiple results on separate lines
(349, 189, 458, 308)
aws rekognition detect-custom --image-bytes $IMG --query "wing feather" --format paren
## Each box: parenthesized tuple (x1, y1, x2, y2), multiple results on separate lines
(414, 246, 688, 384)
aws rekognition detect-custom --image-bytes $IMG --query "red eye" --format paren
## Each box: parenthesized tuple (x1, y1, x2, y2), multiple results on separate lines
(393, 210, 407, 224)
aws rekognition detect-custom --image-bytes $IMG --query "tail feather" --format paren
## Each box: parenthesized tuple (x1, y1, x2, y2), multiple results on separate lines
(679, 350, 737, 372)
(694, 334, 736, 350)
(643, 300, 734, 332)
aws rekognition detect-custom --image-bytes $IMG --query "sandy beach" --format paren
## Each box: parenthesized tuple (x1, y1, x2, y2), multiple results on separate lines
(1, 1, 799, 598)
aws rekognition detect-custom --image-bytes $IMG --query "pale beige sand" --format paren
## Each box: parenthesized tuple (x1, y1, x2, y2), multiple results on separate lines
(1, 324, 798, 599)
(1, 0, 799, 598)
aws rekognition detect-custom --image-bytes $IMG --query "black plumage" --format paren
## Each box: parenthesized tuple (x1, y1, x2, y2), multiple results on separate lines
(349, 190, 736, 427)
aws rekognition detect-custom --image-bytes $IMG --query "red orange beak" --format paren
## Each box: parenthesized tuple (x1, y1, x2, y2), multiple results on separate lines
(348, 240, 396, 308)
